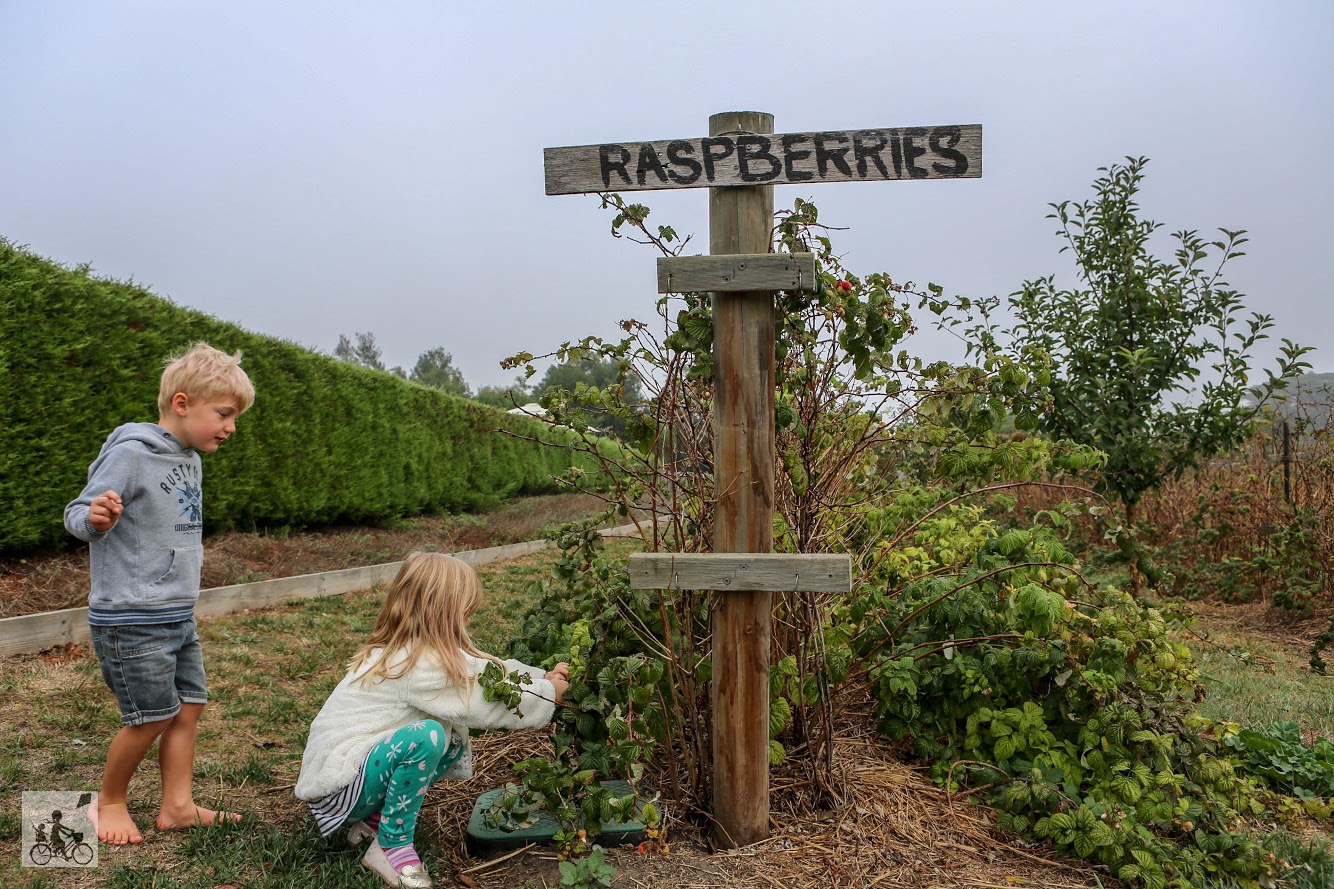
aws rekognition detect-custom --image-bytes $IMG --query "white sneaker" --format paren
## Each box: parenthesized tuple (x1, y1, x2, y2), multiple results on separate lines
(361, 839, 433, 889)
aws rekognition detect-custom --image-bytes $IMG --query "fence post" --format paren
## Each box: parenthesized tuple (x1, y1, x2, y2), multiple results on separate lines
(1283, 419, 1292, 506)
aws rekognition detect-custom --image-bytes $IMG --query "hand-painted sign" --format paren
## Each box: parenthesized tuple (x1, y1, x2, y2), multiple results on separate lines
(544, 124, 981, 195)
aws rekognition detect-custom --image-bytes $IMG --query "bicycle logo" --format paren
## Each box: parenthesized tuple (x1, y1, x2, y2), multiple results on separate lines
(30, 815, 94, 866)
(22, 791, 98, 869)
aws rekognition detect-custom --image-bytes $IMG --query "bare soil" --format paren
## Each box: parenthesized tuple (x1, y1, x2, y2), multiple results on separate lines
(0, 493, 610, 618)
(1185, 598, 1334, 654)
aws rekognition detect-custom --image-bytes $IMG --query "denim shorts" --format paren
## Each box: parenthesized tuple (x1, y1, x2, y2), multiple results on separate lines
(90, 619, 208, 726)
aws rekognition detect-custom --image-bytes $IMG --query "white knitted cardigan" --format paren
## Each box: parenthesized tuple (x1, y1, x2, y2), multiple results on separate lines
(295, 647, 557, 801)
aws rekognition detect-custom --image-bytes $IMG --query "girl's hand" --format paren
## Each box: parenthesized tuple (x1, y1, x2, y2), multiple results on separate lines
(544, 663, 571, 704)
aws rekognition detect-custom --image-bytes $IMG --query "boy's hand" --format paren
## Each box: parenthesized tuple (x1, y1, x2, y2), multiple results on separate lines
(89, 491, 123, 532)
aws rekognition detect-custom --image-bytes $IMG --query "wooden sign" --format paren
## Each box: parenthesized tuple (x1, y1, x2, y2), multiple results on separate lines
(544, 124, 981, 195)
(629, 553, 851, 593)
(657, 252, 817, 294)
(545, 110, 980, 850)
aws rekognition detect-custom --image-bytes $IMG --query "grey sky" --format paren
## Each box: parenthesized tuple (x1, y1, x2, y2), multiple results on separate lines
(3, 1, 1332, 388)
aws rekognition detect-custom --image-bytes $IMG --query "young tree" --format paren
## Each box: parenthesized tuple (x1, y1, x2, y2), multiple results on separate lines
(409, 346, 470, 397)
(333, 331, 386, 371)
(989, 157, 1310, 565)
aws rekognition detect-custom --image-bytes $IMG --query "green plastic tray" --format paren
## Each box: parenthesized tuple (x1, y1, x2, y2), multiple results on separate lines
(465, 780, 648, 855)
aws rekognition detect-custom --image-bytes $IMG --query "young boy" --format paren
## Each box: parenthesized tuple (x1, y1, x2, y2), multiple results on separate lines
(64, 342, 255, 845)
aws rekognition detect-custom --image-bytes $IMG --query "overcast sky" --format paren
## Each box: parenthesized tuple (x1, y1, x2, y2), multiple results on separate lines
(3, 1, 1331, 388)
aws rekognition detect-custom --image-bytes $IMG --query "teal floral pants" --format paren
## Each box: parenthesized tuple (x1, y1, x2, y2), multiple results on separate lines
(347, 719, 463, 849)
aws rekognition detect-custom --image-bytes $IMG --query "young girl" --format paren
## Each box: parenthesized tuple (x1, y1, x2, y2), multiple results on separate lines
(296, 552, 570, 889)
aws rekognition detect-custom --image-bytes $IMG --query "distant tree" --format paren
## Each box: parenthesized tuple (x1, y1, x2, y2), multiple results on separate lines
(410, 347, 470, 397)
(535, 356, 643, 436)
(474, 378, 532, 410)
(535, 356, 642, 404)
(1264, 371, 1334, 430)
(334, 331, 386, 371)
(983, 157, 1311, 584)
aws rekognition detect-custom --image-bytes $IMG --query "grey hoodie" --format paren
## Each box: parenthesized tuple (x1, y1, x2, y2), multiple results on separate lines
(64, 422, 205, 626)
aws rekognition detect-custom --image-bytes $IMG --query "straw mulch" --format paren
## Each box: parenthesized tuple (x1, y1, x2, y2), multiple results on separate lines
(420, 715, 1113, 889)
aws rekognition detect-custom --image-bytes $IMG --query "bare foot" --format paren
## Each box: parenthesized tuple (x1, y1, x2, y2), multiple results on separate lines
(96, 799, 144, 845)
(155, 804, 241, 831)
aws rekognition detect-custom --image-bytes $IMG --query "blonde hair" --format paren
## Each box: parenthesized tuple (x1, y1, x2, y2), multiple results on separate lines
(158, 342, 256, 415)
(351, 552, 502, 688)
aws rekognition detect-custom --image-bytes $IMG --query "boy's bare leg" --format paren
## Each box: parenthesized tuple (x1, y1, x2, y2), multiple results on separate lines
(155, 703, 240, 830)
(98, 721, 171, 844)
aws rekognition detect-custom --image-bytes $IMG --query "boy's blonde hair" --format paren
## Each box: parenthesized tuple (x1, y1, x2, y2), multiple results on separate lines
(158, 342, 256, 415)
(352, 552, 502, 689)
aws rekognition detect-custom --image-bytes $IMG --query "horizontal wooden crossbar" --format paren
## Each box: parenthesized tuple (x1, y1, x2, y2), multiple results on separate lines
(657, 253, 817, 293)
(628, 553, 852, 593)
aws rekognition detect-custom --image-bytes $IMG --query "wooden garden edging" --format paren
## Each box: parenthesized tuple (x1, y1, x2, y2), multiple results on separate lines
(0, 523, 648, 658)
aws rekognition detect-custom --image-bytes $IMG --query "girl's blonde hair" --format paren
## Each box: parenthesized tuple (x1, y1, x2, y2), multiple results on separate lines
(351, 552, 501, 688)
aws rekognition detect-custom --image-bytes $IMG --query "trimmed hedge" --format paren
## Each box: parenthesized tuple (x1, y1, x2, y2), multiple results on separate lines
(0, 239, 585, 555)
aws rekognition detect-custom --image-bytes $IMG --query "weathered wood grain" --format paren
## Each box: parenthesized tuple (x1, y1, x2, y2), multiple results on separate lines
(627, 552, 852, 593)
(656, 252, 816, 293)
(0, 606, 90, 657)
(707, 109, 777, 850)
(544, 124, 981, 194)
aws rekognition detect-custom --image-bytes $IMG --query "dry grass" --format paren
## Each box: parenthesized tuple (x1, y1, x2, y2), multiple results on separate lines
(1, 689, 1112, 889)
(432, 718, 1110, 889)
(1005, 420, 1334, 607)
(1142, 422, 1334, 593)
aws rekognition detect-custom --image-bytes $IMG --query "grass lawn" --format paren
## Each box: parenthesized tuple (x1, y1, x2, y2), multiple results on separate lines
(1189, 608, 1334, 743)
(0, 544, 609, 889)
(1084, 565, 1334, 741)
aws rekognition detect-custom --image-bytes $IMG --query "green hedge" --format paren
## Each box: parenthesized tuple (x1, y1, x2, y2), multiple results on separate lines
(0, 239, 587, 555)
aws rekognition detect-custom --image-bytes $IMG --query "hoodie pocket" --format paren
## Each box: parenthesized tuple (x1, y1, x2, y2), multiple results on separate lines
(146, 545, 204, 601)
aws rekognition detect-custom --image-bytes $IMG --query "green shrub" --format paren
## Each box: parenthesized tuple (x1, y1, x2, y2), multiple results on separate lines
(0, 239, 590, 554)
(847, 531, 1273, 887)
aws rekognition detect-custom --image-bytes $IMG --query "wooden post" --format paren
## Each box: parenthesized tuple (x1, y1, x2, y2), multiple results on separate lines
(708, 110, 775, 848)
(1283, 419, 1292, 505)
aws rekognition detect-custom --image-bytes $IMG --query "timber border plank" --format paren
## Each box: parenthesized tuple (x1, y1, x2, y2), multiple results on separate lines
(0, 523, 648, 658)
